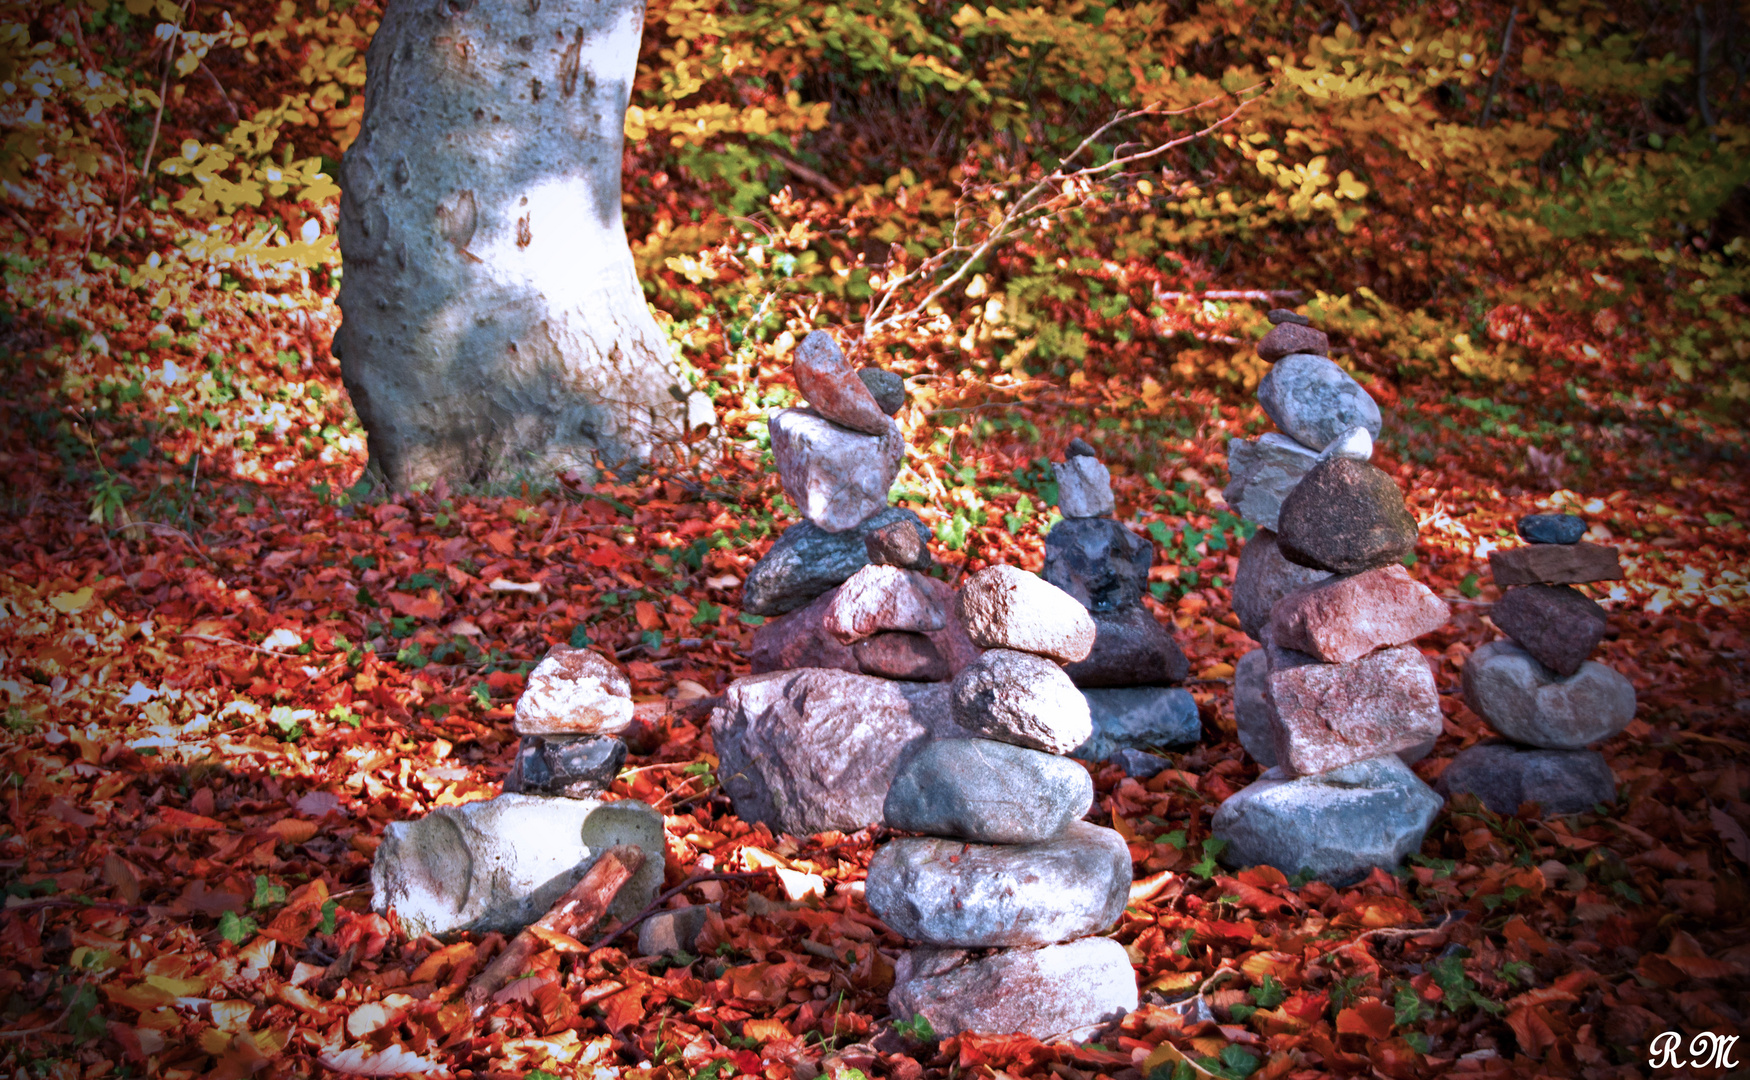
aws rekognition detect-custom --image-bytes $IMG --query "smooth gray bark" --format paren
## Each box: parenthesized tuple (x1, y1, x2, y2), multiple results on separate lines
(335, 0, 712, 490)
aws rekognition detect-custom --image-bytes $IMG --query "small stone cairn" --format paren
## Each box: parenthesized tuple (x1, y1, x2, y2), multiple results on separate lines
(1439, 514, 1633, 814)
(868, 565, 1138, 1041)
(1214, 311, 1447, 886)
(1043, 440, 1197, 777)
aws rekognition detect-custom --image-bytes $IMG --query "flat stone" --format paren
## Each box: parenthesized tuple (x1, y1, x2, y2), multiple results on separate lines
(825, 565, 946, 644)
(1263, 643, 1443, 776)
(1258, 322, 1329, 362)
(793, 330, 893, 436)
(1043, 517, 1153, 613)
(1233, 648, 1276, 767)
(711, 669, 967, 836)
(371, 795, 663, 937)
(857, 367, 906, 415)
(1276, 457, 1418, 574)
(1073, 687, 1200, 761)
(1266, 564, 1450, 664)
(1489, 542, 1623, 586)
(1488, 584, 1607, 676)
(865, 821, 1130, 947)
(865, 516, 933, 570)
(1053, 456, 1115, 518)
(883, 738, 1093, 843)
(1436, 742, 1616, 816)
(1065, 437, 1098, 458)
(950, 649, 1093, 755)
(638, 905, 713, 957)
(502, 734, 626, 798)
(1461, 639, 1636, 749)
(1222, 434, 1318, 532)
(1266, 309, 1312, 326)
(855, 631, 951, 682)
(770, 407, 905, 533)
(1257, 353, 1382, 452)
(889, 939, 1138, 1041)
(1062, 606, 1189, 688)
(1233, 529, 1331, 641)
(957, 565, 1096, 663)
(1212, 754, 1442, 887)
(1517, 513, 1587, 545)
(513, 645, 634, 735)
(748, 587, 858, 675)
(742, 507, 931, 615)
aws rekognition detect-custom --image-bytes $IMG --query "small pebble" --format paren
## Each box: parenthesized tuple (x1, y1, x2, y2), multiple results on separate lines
(1065, 437, 1098, 458)
(1267, 309, 1312, 326)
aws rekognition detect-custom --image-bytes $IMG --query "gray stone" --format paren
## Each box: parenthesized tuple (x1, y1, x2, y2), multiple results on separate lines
(1267, 309, 1311, 326)
(371, 795, 664, 937)
(742, 507, 931, 615)
(1073, 687, 1201, 761)
(883, 738, 1093, 843)
(1212, 754, 1442, 887)
(1233, 648, 1277, 767)
(769, 407, 905, 533)
(1517, 513, 1587, 545)
(638, 905, 713, 957)
(1460, 640, 1636, 749)
(1053, 456, 1115, 518)
(1488, 583, 1607, 676)
(1275, 457, 1417, 575)
(710, 669, 966, 836)
(1043, 517, 1153, 613)
(857, 367, 906, 416)
(1233, 529, 1331, 641)
(825, 565, 946, 644)
(1436, 742, 1616, 816)
(1223, 434, 1318, 532)
(1065, 437, 1098, 458)
(854, 631, 951, 682)
(748, 587, 858, 675)
(1263, 643, 1443, 776)
(889, 939, 1138, 1041)
(1257, 353, 1382, 452)
(513, 645, 634, 736)
(865, 821, 1130, 947)
(1257, 322, 1330, 363)
(950, 649, 1093, 755)
(1110, 748, 1171, 779)
(956, 565, 1096, 663)
(1063, 606, 1189, 688)
(503, 734, 626, 798)
(865, 516, 933, 570)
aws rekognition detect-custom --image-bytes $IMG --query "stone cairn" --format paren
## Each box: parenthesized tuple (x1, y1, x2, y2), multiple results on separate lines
(1215, 310, 1448, 886)
(867, 565, 1137, 1041)
(1438, 514, 1634, 814)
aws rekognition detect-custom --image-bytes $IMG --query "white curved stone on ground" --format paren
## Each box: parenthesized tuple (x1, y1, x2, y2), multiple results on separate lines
(889, 938, 1138, 1041)
(824, 564, 946, 644)
(1461, 639, 1636, 749)
(513, 644, 634, 735)
(955, 565, 1095, 663)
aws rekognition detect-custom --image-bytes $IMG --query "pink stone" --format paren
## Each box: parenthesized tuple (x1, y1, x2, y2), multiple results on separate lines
(1265, 564, 1450, 664)
(825, 565, 947, 644)
(1257, 322, 1329, 362)
(748, 589, 858, 675)
(1263, 643, 1443, 776)
(793, 331, 894, 436)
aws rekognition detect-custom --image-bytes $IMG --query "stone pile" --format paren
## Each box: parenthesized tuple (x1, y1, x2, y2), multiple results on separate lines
(1214, 311, 1446, 886)
(1439, 514, 1633, 814)
(1043, 439, 1197, 776)
(869, 565, 1137, 1040)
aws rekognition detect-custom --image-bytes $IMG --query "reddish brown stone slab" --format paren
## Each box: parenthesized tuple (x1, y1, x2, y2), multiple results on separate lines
(1488, 542, 1622, 586)
(1257, 322, 1330, 362)
(792, 330, 893, 436)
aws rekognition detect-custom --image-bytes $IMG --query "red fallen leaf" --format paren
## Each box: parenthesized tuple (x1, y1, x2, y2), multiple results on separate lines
(1711, 804, 1750, 866)
(483, 530, 516, 555)
(1333, 895, 1423, 930)
(388, 590, 444, 619)
(1193, 918, 1254, 942)
(600, 985, 645, 1033)
(586, 544, 626, 569)
(1236, 865, 1288, 888)
(1505, 1004, 1557, 1058)
(159, 807, 227, 831)
(1335, 1000, 1395, 1040)
(1502, 915, 1550, 954)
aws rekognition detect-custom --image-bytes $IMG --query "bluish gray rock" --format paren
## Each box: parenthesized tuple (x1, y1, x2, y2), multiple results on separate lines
(769, 407, 905, 533)
(1072, 687, 1200, 761)
(1233, 529, 1331, 641)
(1517, 513, 1587, 545)
(638, 904, 713, 957)
(865, 821, 1130, 947)
(949, 648, 1093, 754)
(1062, 606, 1189, 688)
(1110, 748, 1171, 779)
(1436, 742, 1615, 815)
(503, 734, 626, 798)
(1053, 455, 1115, 518)
(1317, 424, 1374, 463)
(857, 367, 906, 416)
(889, 939, 1138, 1041)
(1461, 639, 1636, 749)
(883, 738, 1093, 843)
(742, 507, 931, 615)
(1212, 754, 1442, 887)
(1223, 434, 1317, 532)
(1042, 517, 1152, 612)
(1257, 354, 1382, 452)
(1233, 648, 1277, 766)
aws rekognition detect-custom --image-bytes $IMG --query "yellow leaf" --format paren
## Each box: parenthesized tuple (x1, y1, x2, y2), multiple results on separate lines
(50, 587, 93, 614)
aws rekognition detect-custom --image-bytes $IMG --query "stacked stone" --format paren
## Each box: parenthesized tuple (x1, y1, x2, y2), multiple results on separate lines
(1439, 514, 1633, 815)
(1041, 439, 1197, 777)
(1213, 312, 1448, 886)
(868, 566, 1137, 1040)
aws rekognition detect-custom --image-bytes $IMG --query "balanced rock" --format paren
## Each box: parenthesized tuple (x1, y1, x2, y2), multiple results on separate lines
(1233, 529, 1331, 641)
(1267, 309, 1311, 326)
(1053, 455, 1115, 518)
(1276, 457, 1417, 574)
(770, 408, 905, 533)
(1043, 517, 1152, 613)
(503, 734, 626, 799)
(1317, 424, 1374, 462)
(793, 330, 892, 436)
(950, 649, 1092, 755)
(1257, 353, 1382, 452)
(1489, 542, 1623, 586)
(371, 795, 664, 936)
(865, 821, 1130, 947)
(857, 367, 906, 416)
(854, 632, 951, 682)
(956, 565, 1096, 663)
(1437, 742, 1616, 816)
(1213, 754, 1442, 887)
(1236, 649, 1432, 768)
(825, 564, 945, 644)
(1065, 437, 1098, 458)
(889, 939, 1138, 1042)
(865, 515, 933, 569)
(1518, 513, 1588, 545)
(883, 738, 1094, 844)
(749, 588, 857, 675)
(1461, 640, 1636, 750)
(1263, 643, 1442, 776)
(1257, 322, 1329, 362)
(1488, 583, 1608, 676)
(513, 645, 634, 735)
(742, 507, 931, 615)
(1073, 687, 1201, 762)
(1265, 564, 1451, 664)
(1063, 606, 1189, 688)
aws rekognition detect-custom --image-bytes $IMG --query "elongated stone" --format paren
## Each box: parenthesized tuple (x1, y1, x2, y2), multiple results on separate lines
(854, 631, 951, 682)
(949, 648, 1092, 755)
(1062, 606, 1189, 688)
(1517, 513, 1587, 545)
(1265, 564, 1450, 664)
(769, 407, 905, 533)
(1489, 542, 1623, 586)
(1257, 321, 1329, 362)
(1073, 686, 1201, 761)
(955, 565, 1095, 663)
(502, 734, 626, 798)
(1263, 643, 1442, 776)
(793, 330, 892, 436)
(889, 939, 1138, 1041)
(1436, 742, 1616, 816)
(883, 738, 1093, 843)
(741, 508, 931, 615)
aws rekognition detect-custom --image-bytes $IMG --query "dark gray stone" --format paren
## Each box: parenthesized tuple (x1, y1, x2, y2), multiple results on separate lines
(1436, 742, 1616, 816)
(1042, 517, 1153, 613)
(855, 631, 951, 682)
(889, 939, 1138, 1042)
(638, 905, 713, 957)
(1489, 584, 1608, 676)
(1063, 606, 1189, 688)
(1256, 353, 1382, 451)
(742, 507, 931, 615)
(883, 738, 1093, 843)
(1110, 748, 1171, 779)
(1065, 437, 1098, 458)
(503, 734, 626, 798)
(857, 367, 906, 415)
(1266, 309, 1311, 326)
(949, 648, 1092, 755)
(1233, 648, 1276, 766)
(1232, 529, 1331, 641)
(1276, 457, 1418, 574)
(1517, 514, 1587, 545)
(1073, 687, 1201, 762)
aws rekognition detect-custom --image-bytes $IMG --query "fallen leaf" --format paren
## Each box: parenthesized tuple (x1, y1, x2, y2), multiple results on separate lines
(318, 1045, 449, 1076)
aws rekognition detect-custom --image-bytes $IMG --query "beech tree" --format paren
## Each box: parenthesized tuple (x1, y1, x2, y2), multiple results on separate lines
(334, 0, 712, 491)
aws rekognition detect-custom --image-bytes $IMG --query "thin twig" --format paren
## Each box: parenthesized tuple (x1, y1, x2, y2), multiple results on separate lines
(197, 59, 240, 124)
(136, 1, 192, 195)
(1478, 5, 1519, 128)
(0, 1000, 76, 1040)
(110, 521, 214, 566)
(771, 153, 843, 196)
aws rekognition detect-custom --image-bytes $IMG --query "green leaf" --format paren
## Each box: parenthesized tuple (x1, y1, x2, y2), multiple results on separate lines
(218, 910, 258, 944)
(251, 875, 286, 910)
(1251, 973, 1287, 1009)
(569, 624, 593, 648)
(1458, 572, 1480, 598)
(319, 899, 338, 936)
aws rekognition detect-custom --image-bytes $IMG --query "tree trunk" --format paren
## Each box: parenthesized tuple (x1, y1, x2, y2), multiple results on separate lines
(334, 0, 711, 491)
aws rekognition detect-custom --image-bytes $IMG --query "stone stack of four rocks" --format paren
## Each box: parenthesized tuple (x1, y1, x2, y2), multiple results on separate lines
(1439, 514, 1634, 813)
(868, 566, 1138, 1041)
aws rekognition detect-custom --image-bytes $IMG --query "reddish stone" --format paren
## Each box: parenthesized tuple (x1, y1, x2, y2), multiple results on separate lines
(825, 565, 945, 644)
(1488, 542, 1623, 586)
(1265, 564, 1450, 664)
(854, 632, 951, 682)
(748, 588, 857, 675)
(792, 331, 894, 436)
(1263, 643, 1442, 776)
(1488, 584, 1607, 676)
(1257, 322, 1329, 362)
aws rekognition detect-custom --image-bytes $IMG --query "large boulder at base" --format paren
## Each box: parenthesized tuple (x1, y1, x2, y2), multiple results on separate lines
(742, 508, 931, 616)
(1212, 755, 1442, 887)
(710, 669, 964, 836)
(825, 565, 946, 643)
(769, 407, 905, 533)
(371, 794, 663, 937)
(1072, 687, 1201, 762)
(1275, 457, 1418, 575)
(1488, 542, 1623, 586)
(1436, 742, 1616, 816)
(1233, 530, 1331, 642)
(502, 734, 626, 798)
(949, 648, 1093, 755)
(883, 738, 1094, 844)
(1265, 563, 1450, 664)
(1487, 583, 1608, 676)
(1042, 517, 1153, 613)
(889, 939, 1138, 1041)
(1063, 606, 1189, 688)
(865, 821, 1130, 947)
(955, 565, 1096, 663)
(1263, 643, 1443, 776)
(513, 645, 634, 735)
(1256, 353, 1382, 452)
(1053, 455, 1116, 518)
(1460, 639, 1636, 749)
(792, 330, 894, 436)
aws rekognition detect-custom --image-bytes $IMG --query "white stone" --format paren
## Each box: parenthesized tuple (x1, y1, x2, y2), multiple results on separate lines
(1053, 456, 1115, 518)
(824, 565, 946, 644)
(769, 407, 905, 533)
(1317, 424, 1375, 462)
(955, 565, 1096, 663)
(514, 644, 634, 735)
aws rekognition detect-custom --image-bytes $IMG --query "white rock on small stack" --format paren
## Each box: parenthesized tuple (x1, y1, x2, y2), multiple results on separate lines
(825, 564, 947, 644)
(514, 644, 635, 735)
(1053, 456, 1115, 518)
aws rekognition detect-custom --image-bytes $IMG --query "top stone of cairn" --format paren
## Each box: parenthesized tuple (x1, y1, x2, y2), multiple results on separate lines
(1054, 455, 1115, 518)
(1257, 322, 1330, 363)
(1267, 309, 1311, 325)
(1516, 513, 1587, 545)
(793, 331, 894, 436)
